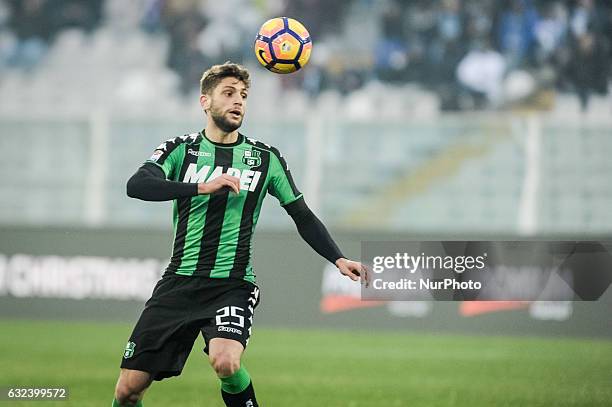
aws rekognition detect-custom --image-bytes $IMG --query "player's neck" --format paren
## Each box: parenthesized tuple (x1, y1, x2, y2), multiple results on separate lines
(204, 125, 239, 145)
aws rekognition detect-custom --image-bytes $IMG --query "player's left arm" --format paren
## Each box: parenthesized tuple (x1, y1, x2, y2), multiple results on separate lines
(268, 149, 369, 285)
(283, 197, 369, 286)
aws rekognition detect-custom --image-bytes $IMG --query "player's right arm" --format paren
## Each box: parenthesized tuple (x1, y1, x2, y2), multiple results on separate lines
(127, 163, 197, 201)
(126, 137, 239, 201)
(127, 164, 240, 201)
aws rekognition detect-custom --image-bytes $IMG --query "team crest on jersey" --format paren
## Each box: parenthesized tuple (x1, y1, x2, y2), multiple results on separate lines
(123, 341, 136, 359)
(242, 150, 261, 167)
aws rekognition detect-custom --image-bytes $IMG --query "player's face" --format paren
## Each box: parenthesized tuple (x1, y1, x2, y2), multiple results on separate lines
(204, 77, 248, 133)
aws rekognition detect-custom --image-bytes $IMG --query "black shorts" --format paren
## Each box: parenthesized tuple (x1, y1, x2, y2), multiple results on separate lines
(120, 275, 261, 381)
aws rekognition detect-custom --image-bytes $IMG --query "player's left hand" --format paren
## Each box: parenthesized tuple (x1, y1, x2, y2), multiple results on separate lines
(335, 258, 370, 287)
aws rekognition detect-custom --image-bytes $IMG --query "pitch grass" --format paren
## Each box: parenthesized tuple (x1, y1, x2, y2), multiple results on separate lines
(0, 320, 611, 407)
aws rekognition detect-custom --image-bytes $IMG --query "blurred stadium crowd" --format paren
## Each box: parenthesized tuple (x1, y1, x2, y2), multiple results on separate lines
(373, 0, 612, 111)
(0, 0, 611, 114)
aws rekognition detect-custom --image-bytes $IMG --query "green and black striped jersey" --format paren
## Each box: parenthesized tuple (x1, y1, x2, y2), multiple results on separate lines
(146, 131, 302, 283)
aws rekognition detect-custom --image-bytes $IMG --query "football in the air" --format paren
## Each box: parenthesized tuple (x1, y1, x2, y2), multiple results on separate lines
(254, 17, 312, 74)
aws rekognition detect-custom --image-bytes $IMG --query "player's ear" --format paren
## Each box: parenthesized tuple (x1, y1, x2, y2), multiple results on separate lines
(200, 94, 210, 112)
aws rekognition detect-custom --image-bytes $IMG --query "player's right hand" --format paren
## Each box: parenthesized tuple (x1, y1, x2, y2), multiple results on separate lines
(198, 174, 240, 195)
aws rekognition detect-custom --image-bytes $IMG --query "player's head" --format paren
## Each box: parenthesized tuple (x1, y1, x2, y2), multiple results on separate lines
(200, 62, 251, 133)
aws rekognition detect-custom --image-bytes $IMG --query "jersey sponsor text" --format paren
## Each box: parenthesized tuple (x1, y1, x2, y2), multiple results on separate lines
(183, 163, 262, 191)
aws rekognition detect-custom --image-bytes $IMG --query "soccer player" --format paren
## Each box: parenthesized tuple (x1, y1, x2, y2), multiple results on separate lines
(112, 62, 368, 407)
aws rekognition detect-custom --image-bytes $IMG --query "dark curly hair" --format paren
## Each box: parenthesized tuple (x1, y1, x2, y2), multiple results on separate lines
(200, 62, 251, 95)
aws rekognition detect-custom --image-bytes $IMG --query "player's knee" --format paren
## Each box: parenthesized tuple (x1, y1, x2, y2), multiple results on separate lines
(211, 352, 241, 377)
(114, 383, 142, 405)
(115, 373, 150, 405)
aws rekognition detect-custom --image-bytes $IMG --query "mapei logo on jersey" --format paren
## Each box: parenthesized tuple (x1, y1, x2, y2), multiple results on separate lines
(242, 150, 261, 167)
(123, 341, 136, 359)
(183, 164, 262, 191)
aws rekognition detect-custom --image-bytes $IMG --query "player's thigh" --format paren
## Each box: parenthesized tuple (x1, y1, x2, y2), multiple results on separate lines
(208, 337, 245, 360)
(115, 368, 153, 395)
(199, 282, 261, 354)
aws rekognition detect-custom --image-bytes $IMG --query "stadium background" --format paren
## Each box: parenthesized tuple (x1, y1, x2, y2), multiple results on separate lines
(0, 0, 611, 406)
